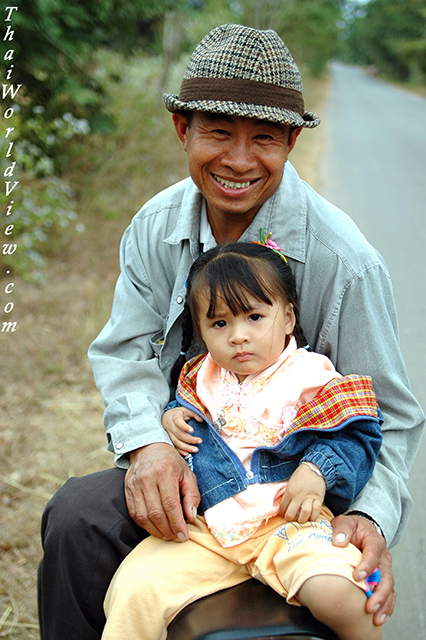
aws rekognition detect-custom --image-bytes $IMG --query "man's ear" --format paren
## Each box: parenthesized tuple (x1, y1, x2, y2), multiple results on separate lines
(173, 113, 190, 151)
(288, 127, 302, 154)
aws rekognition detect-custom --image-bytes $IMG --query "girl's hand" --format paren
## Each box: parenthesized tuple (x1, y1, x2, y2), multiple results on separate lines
(162, 407, 203, 456)
(279, 463, 326, 523)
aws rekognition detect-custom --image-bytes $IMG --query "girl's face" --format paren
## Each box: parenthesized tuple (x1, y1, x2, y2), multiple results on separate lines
(197, 290, 296, 382)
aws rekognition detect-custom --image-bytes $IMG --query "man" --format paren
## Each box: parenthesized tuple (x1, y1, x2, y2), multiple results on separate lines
(38, 24, 424, 640)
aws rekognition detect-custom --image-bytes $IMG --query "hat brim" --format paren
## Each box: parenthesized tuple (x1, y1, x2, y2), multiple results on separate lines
(163, 93, 320, 129)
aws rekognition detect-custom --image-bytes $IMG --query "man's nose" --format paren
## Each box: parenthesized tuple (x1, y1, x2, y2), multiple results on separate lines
(223, 138, 257, 173)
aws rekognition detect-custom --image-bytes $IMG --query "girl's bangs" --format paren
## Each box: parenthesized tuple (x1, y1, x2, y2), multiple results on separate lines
(206, 257, 275, 317)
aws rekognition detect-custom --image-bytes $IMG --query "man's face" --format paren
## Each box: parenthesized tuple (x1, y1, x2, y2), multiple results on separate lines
(173, 112, 300, 226)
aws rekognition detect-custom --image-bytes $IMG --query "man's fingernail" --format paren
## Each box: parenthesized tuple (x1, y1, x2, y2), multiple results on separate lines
(191, 506, 197, 519)
(358, 570, 367, 580)
(379, 614, 389, 625)
(334, 533, 347, 544)
(177, 532, 187, 542)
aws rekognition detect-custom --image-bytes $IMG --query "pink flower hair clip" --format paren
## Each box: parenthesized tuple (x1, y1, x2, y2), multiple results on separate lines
(253, 227, 287, 263)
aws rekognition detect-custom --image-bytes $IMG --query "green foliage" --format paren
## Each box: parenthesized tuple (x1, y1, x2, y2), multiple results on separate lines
(277, 0, 343, 76)
(229, 0, 343, 75)
(342, 0, 426, 84)
(16, 107, 91, 175)
(0, 1, 202, 284)
(179, 0, 236, 55)
(0, 0, 192, 120)
(0, 108, 90, 283)
(0, 178, 82, 285)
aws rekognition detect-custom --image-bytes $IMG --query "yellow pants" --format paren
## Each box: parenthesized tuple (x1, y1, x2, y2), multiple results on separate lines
(103, 508, 365, 640)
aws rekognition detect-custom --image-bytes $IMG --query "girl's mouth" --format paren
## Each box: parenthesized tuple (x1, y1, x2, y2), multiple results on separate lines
(233, 352, 252, 362)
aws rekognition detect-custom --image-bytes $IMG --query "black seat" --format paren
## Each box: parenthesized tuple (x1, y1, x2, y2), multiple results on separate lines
(167, 579, 338, 640)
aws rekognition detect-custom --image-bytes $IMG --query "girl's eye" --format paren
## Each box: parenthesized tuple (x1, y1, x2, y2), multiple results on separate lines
(249, 313, 262, 322)
(214, 320, 226, 328)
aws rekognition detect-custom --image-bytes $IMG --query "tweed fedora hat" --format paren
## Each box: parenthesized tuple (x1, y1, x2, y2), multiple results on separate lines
(163, 23, 320, 128)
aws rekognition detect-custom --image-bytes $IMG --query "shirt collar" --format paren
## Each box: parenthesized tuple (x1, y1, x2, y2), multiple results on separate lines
(164, 163, 307, 264)
(199, 200, 217, 252)
(238, 163, 307, 264)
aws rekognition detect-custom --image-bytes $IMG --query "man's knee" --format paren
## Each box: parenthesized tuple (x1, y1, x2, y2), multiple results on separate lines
(41, 468, 127, 546)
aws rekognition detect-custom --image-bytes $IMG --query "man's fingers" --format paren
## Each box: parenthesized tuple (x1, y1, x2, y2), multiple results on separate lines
(372, 586, 396, 627)
(353, 528, 386, 582)
(332, 514, 385, 577)
(124, 471, 166, 539)
(156, 483, 189, 541)
(331, 514, 396, 624)
(330, 513, 356, 546)
(365, 548, 396, 625)
(125, 443, 197, 541)
(181, 470, 201, 523)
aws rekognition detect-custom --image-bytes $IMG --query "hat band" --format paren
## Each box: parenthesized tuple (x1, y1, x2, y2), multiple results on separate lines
(178, 77, 305, 115)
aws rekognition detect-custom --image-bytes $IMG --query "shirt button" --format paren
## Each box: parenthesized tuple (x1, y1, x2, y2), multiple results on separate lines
(116, 442, 124, 450)
(176, 295, 184, 304)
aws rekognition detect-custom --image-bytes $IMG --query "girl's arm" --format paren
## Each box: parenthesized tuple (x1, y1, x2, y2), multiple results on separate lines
(279, 462, 326, 523)
(162, 407, 203, 456)
(299, 415, 382, 515)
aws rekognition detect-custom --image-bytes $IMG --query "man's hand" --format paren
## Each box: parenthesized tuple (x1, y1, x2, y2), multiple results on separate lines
(331, 513, 396, 626)
(125, 442, 200, 542)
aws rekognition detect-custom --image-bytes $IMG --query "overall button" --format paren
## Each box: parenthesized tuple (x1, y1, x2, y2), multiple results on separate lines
(246, 470, 254, 480)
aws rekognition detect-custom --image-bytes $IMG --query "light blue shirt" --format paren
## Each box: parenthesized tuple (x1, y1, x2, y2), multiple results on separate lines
(88, 162, 424, 547)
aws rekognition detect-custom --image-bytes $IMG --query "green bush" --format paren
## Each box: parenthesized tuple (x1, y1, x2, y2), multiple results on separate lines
(1, 106, 90, 283)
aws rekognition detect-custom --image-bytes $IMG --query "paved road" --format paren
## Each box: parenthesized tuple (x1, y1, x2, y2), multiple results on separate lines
(322, 62, 426, 639)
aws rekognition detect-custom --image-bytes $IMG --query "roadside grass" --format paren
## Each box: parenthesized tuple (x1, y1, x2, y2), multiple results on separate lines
(0, 51, 329, 638)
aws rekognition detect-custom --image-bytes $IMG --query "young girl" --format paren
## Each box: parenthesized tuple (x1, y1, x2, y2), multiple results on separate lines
(102, 240, 383, 640)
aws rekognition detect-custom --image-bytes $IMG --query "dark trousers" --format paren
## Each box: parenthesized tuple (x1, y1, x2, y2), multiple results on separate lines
(38, 467, 148, 640)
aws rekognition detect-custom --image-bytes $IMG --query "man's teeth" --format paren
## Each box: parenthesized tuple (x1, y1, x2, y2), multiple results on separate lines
(214, 175, 251, 189)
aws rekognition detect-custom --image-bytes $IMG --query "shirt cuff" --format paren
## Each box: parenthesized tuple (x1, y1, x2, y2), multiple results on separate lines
(346, 510, 384, 537)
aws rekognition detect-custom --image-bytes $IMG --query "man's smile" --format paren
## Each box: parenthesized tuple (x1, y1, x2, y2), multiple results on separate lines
(212, 174, 255, 190)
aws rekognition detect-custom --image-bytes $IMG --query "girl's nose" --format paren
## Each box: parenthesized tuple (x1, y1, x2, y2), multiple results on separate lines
(229, 325, 250, 345)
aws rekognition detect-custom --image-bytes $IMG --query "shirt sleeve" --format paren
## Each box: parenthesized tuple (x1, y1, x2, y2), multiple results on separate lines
(88, 225, 173, 467)
(319, 263, 425, 546)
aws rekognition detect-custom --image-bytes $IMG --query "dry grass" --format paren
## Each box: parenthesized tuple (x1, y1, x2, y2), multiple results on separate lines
(0, 57, 330, 638)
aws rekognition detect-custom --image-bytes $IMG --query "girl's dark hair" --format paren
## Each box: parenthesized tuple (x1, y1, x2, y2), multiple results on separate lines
(170, 242, 308, 388)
